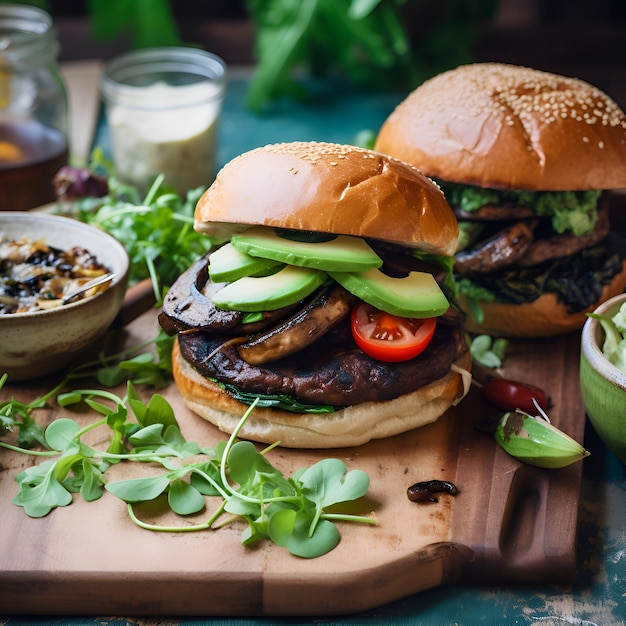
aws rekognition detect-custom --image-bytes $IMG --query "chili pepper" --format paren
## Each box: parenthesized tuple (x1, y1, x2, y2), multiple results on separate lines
(481, 378, 549, 414)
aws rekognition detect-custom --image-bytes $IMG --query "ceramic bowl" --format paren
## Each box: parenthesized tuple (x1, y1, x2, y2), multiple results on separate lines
(0, 212, 129, 381)
(580, 292, 626, 464)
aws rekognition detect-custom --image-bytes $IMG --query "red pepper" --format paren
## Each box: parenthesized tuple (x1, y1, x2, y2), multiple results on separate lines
(481, 378, 549, 414)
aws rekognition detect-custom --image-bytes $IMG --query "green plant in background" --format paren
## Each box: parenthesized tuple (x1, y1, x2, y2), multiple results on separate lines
(87, 0, 181, 48)
(0, 0, 182, 49)
(244, 0, 501, 111)
(244, 0, 415, 110)
(3, 0, 500, 110)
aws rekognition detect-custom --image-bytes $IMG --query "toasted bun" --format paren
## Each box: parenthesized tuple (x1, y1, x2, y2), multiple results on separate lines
(195, 141, 459, 256)
(460, 259, 626, 337)
(375, 63, 626, 191)
(172, 340, 472, 449)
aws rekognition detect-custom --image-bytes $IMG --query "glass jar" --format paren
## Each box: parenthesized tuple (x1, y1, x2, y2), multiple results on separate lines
(101, 47, 227, 195)
(0, 4, 69, 211)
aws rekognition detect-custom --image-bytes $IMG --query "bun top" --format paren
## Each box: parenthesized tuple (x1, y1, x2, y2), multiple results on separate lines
(195, 141, 459, 256)
(375, 63, 626, 191)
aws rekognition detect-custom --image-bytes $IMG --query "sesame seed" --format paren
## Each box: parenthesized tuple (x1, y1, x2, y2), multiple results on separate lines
(397, 62, 626, 133)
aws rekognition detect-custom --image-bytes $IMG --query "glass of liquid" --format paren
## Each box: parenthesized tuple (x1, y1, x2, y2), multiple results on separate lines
(101, 47, 227, 196)
(0, 4, 69, 211)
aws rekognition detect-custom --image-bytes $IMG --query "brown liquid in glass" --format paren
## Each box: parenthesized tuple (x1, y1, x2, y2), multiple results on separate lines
(0, 119, 68, 211)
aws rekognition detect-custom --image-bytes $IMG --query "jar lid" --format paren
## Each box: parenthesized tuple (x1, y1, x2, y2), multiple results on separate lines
(0, 4, 58, 64)
(101, 47, 228, 109)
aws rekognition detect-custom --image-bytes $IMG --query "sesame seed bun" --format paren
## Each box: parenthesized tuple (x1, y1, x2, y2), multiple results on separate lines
(375, 63, 626, 191)
(374, 63, 626, 338)
(194, 141, 459, 256)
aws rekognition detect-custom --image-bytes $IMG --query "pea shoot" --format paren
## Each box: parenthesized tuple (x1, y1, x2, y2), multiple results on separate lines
(0, 380, 375, 559)
(60, 149, 213, 305)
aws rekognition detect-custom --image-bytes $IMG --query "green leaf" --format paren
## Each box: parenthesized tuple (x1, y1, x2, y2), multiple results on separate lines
(16, 414, 47, 449)
(13, 460, 73, 517)
(348, 0, 384, 19)
(189, 463, 223, 496)
(79, 460, 106, 502)
(88, 0, 181, 48)
(227, 441, 294, 496)
(267, 508, 340, 558)
(106, 405, 128, 456)
(56, 392, 82, 407)
(54, 452, 89, 484)
(470, 334, 508, 369)
(297, 458, 370, 507)
(44, 418, 81, 451)
(224, 496, 262, 517)
(105, 474, 171, 502)
(129, 392, 178, 430)
(163, 424, 201, 456)
(167, 478, 205, 515)
(96, 364, 129, 387)
(240, 517, 269, 546)
(128, 423, 166, 447)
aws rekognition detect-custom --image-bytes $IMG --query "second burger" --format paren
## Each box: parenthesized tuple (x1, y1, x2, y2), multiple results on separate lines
(375, 62, 626, 338)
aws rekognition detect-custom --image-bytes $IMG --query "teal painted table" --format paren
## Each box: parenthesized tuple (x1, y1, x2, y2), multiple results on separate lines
(3, 75, 626, 626)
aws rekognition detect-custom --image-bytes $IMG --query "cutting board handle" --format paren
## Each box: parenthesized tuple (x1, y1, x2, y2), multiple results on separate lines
(492, 463, 578, 582)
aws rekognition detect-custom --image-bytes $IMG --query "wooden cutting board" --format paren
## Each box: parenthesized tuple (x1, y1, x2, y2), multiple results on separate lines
(0, 305, 586, 617)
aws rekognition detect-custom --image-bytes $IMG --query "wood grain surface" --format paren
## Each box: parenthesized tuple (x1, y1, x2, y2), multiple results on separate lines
(0, 305, 586, 616)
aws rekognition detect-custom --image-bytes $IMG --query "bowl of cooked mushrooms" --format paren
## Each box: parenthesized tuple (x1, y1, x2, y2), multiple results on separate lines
(0, 212, 129, 381)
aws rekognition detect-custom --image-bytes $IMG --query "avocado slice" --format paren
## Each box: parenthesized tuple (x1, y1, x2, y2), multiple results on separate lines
(211, 266, 327, 312)
(231, 226, 383, 272)
(329, 269, 449, 318)
(208, 243, 284, 282)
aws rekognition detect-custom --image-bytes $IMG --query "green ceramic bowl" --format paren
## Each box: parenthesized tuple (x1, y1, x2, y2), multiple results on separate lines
(580, 293, 626, 464)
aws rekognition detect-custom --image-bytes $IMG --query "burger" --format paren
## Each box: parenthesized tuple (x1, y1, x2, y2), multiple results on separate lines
(159, 141, 471, 448)
(374, 62, 626, 337)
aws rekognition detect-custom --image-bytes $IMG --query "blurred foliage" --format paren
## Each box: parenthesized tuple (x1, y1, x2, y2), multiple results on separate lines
(0, 0, 182, 48)
(244, 0, 500, 111)
(2, 0, 500, 111)
(86, 0, 181, 49)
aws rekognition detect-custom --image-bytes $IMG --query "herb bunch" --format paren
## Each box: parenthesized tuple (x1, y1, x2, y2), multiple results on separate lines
(62, 150, 213, 305)
(0, 380, 375, 558)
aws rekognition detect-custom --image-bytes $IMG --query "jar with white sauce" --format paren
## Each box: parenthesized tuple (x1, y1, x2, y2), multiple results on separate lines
(101, 47, 227, 195)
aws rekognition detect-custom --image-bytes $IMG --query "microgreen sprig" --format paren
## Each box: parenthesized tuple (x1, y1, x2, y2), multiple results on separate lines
(67, 150, 213, 305)
(1, 383, 375, 558)
(470, 334, 508, 369)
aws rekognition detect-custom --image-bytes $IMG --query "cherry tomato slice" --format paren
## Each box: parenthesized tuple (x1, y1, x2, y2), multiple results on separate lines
(481, 378, 549, 414)
(350, 302, 437, 363)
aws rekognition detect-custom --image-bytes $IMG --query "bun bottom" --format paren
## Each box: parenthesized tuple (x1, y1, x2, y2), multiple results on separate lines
(172, 341, 472, 449)
(460, 260, 626, 338)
